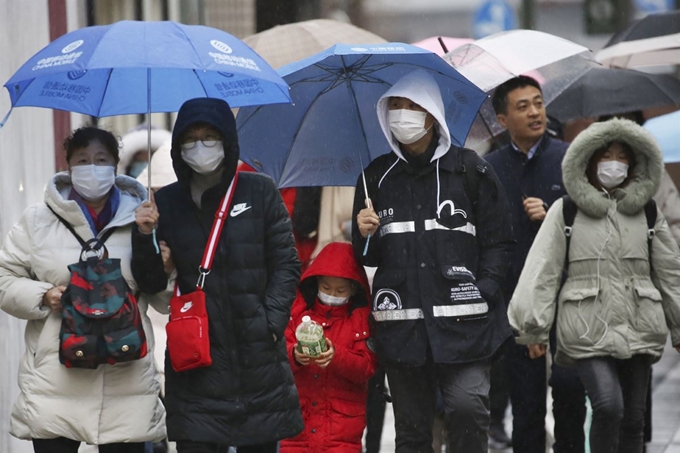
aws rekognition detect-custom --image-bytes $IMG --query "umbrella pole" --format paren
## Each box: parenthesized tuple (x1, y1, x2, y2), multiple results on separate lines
(479, 111, 502, 151)
(147, 68, 153, 198)
(147, 68, 160, 254)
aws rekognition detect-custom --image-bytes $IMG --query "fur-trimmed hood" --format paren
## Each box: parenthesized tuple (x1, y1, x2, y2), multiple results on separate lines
(562, 118, 664, 218)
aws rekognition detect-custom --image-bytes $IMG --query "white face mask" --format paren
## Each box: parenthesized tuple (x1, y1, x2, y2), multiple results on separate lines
(388, 109, 431, 145)
(70, 165, 116, 201)
(597, 160, 629, 190)
(318, 290, 350, 306)
(182, 141, 225, 175)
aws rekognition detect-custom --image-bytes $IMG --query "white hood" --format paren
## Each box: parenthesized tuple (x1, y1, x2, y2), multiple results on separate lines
(377, 69, 452, 162)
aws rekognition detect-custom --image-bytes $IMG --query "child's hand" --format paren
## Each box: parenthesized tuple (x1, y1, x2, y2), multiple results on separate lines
(293, 345, 314, 366)
(315, 338, 335, 369)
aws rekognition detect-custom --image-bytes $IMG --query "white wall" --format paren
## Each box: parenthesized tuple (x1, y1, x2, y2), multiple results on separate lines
(0, 1, 56, 452)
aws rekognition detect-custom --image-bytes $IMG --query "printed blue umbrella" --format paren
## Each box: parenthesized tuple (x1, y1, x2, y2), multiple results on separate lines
(235, 43, 487, 188)
(2, 20, 291, 121)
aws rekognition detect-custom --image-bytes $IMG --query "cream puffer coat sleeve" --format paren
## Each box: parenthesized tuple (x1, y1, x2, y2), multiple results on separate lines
(0, 173, 166, 444)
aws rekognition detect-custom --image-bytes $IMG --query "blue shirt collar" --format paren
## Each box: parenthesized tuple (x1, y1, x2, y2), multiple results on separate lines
(510, 139, 541, 160)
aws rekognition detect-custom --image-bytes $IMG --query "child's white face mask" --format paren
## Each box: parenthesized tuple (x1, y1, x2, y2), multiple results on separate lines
(317, 290, 350, 306)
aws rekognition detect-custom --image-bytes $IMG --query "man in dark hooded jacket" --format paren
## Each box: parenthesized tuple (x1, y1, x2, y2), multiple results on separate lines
(132, 98, 303, 453)
(353, 70, 514, 453)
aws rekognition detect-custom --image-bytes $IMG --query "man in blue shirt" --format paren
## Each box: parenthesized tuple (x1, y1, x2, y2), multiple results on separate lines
(485, 76, 586, 453)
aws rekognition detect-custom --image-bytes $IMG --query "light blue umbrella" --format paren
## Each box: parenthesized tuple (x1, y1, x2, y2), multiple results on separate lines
(235, 43, 487, 188)
(2, 20, 290, 121)
(645, 110, 680, 163)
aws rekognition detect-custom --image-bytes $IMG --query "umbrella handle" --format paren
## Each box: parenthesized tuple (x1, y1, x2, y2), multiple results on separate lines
(363, 234, 371, 257)
(362, 197, 373, 257)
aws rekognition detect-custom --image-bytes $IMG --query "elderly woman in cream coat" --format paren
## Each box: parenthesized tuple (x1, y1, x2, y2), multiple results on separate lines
(509, 118, 680, 453)
(0, 127, 167, 453)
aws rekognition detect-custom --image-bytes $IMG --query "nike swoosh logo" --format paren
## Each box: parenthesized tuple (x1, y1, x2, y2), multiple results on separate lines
(180, 302, 193, 313)
(230, 206, 252, 217)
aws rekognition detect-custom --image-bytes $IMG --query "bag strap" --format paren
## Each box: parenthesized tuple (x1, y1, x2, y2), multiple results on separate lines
(196, 172, 239, 289)
(47, 205, 116, 252)
(455, 148, 496, 212)
(644, 199, 657, 273)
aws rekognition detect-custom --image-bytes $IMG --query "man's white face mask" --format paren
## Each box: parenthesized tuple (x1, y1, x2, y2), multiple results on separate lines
(388, 109, 431, 145)
(181, 141, 225, 175)
(70, 164, 116, 201)
(597, 160, 629, 190)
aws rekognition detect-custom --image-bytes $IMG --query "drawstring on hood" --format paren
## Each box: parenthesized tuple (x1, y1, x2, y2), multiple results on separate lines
(376, 70, 454, 223)
(562, 118, 663, 218)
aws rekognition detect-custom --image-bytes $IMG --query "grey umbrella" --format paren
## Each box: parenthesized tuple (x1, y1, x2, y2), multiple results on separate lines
(547, 66, 680, 123)
(596, 10, 680, 68)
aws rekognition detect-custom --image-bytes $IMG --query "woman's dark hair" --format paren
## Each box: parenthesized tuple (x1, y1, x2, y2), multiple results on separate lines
(586, 141, 636, 189)
(63, 127, 120, 164)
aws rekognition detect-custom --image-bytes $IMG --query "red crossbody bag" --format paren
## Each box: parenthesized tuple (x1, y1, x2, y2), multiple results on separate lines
(166, 173, 238, 372)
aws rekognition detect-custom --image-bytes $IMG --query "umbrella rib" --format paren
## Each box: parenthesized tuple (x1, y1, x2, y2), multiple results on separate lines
(96, 68, 116, 117)
(278, 81, 343, 187)
(345, 75, 373, 192)
(193, 68, 210, 98)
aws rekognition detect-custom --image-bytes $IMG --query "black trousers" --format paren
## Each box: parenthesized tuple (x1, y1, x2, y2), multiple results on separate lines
(364, 366, 387, 453)
(176, 441, 277, 453)
(32, 437, 145, 453)
(386, 356, 491, 453)
(576, 355, 652, 453)
(506, 340, 587, 453)
(489, 339, 511, 429)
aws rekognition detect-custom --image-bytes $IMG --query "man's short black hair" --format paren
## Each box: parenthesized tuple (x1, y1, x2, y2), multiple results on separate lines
(492, 76, 542, 115)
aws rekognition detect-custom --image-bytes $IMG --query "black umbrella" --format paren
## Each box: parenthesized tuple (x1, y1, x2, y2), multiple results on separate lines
(547, 66, 680, 123)
(596, 10, 680, 68)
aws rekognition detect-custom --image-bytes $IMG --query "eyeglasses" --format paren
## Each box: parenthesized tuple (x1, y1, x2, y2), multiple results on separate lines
(180, 137, 222, 151)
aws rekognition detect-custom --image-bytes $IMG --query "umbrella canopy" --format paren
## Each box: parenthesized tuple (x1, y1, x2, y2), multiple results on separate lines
(2, 20, 290, 121)
(236, 43, 487, 188)
(444, 29, 597, 147)
(547, 66, 680, 123)
(411, 36, 473, 56)
(243, 19, 386, 69)
(645, 109, 680, 163)
(596, 10, 680, 68)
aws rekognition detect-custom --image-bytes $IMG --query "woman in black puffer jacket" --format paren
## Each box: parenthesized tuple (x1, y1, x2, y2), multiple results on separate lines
(132, 97, 303, 453)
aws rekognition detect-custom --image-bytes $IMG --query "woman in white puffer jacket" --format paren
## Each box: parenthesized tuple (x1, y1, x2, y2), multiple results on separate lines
(0, 127, 168, 453)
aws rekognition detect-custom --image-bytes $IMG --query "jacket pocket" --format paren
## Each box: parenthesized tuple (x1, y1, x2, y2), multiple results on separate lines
(433, 265, 489, 325)
(557, 284, 606, 348)
(372, 270, 410, 322)
(330, 400, 366, 444)
(634, 282, 667, 338)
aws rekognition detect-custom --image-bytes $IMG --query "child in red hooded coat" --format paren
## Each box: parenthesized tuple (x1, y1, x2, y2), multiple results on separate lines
(281, 242, 377, 453)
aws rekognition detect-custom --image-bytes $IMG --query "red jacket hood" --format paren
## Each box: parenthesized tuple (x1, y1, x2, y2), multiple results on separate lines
(298, 242, 370, 310)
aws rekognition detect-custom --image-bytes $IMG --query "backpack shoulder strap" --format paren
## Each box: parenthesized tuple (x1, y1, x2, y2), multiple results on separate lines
(47, 205, 116, 251)
(644, 199, 657, 270)
(562, 195, 577, 269)
(644, 199, 657, 233)
(456, 148, 496, 209)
